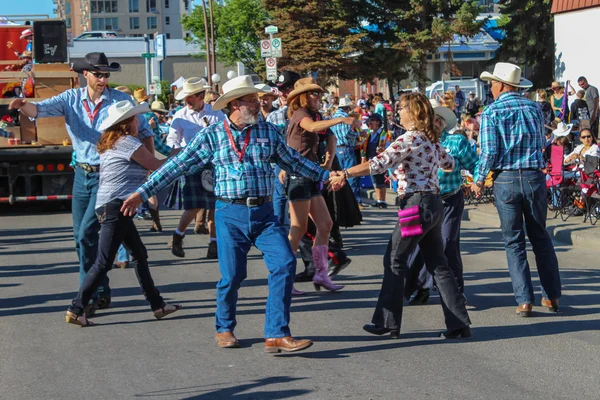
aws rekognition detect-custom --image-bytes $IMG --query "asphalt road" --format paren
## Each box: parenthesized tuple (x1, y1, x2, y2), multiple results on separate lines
(0, 205, 599, 400)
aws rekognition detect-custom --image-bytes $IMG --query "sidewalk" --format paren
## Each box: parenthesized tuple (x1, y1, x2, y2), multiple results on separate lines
(362, 188, 600, 249)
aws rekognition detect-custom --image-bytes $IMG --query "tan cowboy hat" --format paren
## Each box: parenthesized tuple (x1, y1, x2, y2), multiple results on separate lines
(480, 62, 533, 89)
(553, 122, 573, 137)
(150, 100, 168, 114)
(551, 81, 563, 89)
(99, 100, 150, 131)
(174, 77, 211, 101)
(286, 77, 325, 103)
(114, 86, 132, 95)
(211, 75, 272, 111)
(134, 88, 150, 103)
(429, 98, 457, 129)
(21, 51, 32, 59)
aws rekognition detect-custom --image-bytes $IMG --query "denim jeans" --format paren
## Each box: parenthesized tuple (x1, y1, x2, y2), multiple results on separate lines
(405, 190, 466, 294)
(214, 200, 295, 338)
(337, 146, 361, 202)
(372, 192, 471, 331)
(69, 199, 164, 315)
(272, 165, 289, 227)
(494, 170, 562, 305)
(117, 244, 130, 263)
(72, 167, 110, 298)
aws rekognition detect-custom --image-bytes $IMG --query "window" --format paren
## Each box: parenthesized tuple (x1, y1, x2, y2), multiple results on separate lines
(165, 0, 169, 8)
(65, 2, 71, 14)
(129, 0, 139, 12)
(129, 17, 140, 30)
(184, 0, 189, 11)
(165, 16, 170, 25)
(146, 0, 157, 12)
(92, 17, 119, 30)
(66, 17, 72, 28)
(166, 33, 171, 39)
(147, 16, 157, 29)
(91, 1, 117, 13)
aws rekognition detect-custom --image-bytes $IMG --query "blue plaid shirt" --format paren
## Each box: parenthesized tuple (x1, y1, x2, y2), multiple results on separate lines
(330, 109, 358, 147)
(266, 106, 288, 135)
(439, 130, 478, 195)
(137, 117, 330, 201)
(474, 92, 545, 182)
(35, 88, 154, 165)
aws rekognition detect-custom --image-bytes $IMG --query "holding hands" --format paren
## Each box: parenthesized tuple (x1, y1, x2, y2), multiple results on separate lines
(327, 170, 347, 192)
(121, 192, 143, 216)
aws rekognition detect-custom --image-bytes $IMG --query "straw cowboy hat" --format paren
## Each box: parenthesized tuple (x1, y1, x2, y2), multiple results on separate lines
(72, 52, 121, 74)
(99, 100, 150, 131)
(551, 81, 564, 89)
(338, 97, 353, 108)
(480, 62, 533, 89)
(20, 29, 33, 39)
(114, 86, 132, 95)
(286, 77, 325, 103)
(150, 100, 169, 114)
(211, 75, 272, 111)
(21, 51, 32, 59)
(553, 122, 573, 137)
(174, 77, 211, 101)
(134, 88, 150, 103)
(429, 98, 457, 129)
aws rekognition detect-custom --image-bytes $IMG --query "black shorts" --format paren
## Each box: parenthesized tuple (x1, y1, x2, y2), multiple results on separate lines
(371, 173, 387, 189)
(287, 175, 322, 202)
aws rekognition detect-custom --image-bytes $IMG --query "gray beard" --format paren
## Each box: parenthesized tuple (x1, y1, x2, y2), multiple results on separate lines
(240, 109, 259, 125)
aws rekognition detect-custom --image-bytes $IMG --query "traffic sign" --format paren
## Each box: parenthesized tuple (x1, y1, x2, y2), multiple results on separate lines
(260, 40, 271, 58)
(141, 53, 155, 59)
(155, 34, 166, 61)
(266, 57, 277, 82)
(265, 25, 278, 35)
(270, 37, 282, 58)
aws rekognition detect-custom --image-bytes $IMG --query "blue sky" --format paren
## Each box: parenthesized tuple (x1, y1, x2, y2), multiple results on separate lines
(6, 1, 55, 18)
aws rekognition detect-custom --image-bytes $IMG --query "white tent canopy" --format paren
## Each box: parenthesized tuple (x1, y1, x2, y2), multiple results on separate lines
(171, 76, 185, 89)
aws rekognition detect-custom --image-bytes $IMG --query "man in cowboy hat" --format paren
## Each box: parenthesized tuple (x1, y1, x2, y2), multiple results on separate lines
(166, 77, 225, 259)
(473, 62, 562, 316)
(134, 88, 151, 105)
(331, 97, 362, 205)
(404, 99, 479, 304)
(266, 71, 301, 226)
(9, 52, 155, 313)
(258, 85, 279, 120)
(121, 75, 335, 353)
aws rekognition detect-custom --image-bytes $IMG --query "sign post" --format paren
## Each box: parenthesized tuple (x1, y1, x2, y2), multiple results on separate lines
(263, 26, 281, 83)
(266, 57, 277, 82)
(155, 33, 166, 81)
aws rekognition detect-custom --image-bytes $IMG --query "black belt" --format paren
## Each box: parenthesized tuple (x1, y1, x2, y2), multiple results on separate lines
(217, 196, 272, 207)
(76, 163, 100, 173)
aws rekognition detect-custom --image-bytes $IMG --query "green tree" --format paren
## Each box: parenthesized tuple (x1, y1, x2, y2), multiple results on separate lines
(493, 0, 553, 88)
(181, 0, 268, 73)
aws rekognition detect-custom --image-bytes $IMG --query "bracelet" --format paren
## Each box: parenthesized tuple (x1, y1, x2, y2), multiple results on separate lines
(343, 169, 350, 180)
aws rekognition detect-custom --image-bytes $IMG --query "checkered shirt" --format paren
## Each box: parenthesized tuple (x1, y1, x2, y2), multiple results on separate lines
(330, 109, 358, 147)
(439, 130, 478, 195)
(265, 106, 288, 135)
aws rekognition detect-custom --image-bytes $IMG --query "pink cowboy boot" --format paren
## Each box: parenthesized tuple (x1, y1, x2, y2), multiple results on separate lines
(312, 245, 344, 292)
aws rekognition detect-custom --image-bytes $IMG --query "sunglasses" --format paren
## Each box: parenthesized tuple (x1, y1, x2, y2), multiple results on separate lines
(309, 91, 321, 97)
(89, 71, 110, 79)
(581, 135, 593, 139)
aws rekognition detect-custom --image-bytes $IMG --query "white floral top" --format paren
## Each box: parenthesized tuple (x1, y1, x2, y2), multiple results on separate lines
(369, 130, 455, 197)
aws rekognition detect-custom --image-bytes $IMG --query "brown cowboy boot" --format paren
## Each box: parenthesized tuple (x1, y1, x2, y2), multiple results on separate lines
(149, 208, 162, 232)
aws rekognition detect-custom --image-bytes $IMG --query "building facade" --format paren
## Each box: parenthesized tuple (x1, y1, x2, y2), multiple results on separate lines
(54, 0, 190, 39)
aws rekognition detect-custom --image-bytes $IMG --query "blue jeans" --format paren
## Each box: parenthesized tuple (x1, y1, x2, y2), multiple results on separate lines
(72, 167, 110, 298)
(272, 165, 289, 227)
(214, 200, 295, 338)
(117, 244, 130, 263)
(494, 170, 562, 305)
(337, 146, 360, 202)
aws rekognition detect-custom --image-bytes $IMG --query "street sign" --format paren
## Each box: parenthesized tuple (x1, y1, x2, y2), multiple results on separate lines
(266, 57, 277, 82)
(265, 25, 278, 35)
(151, 76, 162, 95)
(155, 34, 166, 61)
(260, 39, 271, 58)
(141, 53, 155, 59)
(270, 37, 282, 58)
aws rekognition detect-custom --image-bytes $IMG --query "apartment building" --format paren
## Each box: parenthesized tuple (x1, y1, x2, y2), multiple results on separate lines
(55, 0, 191, 39)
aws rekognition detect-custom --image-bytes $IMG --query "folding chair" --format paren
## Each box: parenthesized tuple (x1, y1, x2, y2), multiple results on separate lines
(582, 155, 600, 225)
(545, 145, 582, 220)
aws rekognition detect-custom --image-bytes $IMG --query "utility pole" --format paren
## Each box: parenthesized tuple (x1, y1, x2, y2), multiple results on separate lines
(144, 34, 151, 93)
(201, 0, 212, 85)
(208, 0, 217, 88)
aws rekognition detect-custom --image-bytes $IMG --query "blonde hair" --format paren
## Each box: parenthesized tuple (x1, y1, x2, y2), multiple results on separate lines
(400, 92, 440, 143)
(537, 89, 548, 100)
(97, 116, 136, 153)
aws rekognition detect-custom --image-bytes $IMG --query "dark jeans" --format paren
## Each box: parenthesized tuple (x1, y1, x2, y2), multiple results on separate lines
(494, 170, 562, 305)
(372, 192, 471, 331)
(405, 190, 466, 295)
(72, 167, 109, 298)
(69, 199, 164, 315)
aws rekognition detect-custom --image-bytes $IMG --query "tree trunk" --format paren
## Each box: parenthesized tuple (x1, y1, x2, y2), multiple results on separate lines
(202, 0, 212, 84)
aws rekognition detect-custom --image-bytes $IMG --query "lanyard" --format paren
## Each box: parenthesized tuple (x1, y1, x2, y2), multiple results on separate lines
(224, 120, 252, 163)
(82, 100, 103, 124)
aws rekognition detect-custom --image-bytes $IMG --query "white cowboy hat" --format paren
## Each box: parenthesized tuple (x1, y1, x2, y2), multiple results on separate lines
(480, 62, 533, 89)
(429, 98, 457, 129)
(553, 122, 573, 137)
(212, 75, 272, 111)
(174, 77, 211, 101)
(338, 97, 353, 108)
(150, 100, 169, 114)
(99, 100, 150, 131)
(20, 28, 33, 39)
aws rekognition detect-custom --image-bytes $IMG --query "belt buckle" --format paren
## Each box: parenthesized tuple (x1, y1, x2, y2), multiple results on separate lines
(80, 163, 92, 173)
(246, 197, 258, 207)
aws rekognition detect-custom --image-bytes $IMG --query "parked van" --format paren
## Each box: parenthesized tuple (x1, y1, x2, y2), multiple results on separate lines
(75, 31, 119, 40)
(426, 78, 489, 101)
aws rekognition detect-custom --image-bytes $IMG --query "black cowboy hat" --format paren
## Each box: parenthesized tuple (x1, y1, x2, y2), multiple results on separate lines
(276, 71, 301, 89)
(72, 52, 121, 74)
